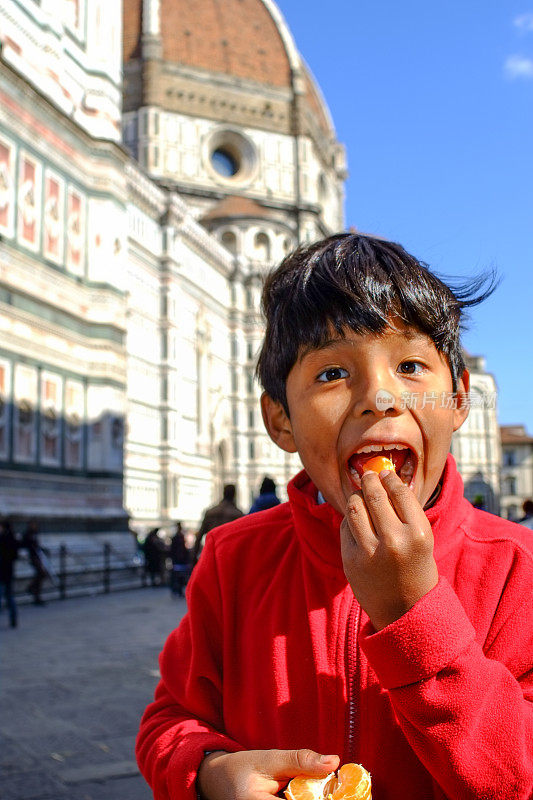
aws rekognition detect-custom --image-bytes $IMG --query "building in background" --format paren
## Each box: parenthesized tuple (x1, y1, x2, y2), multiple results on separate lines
(0, 0, 128, 531)
(0, 0, 346, 531)
(451, 354, 501, 515)
(499, 425, 533, 521)
(121, 0, 347, 525)
(122, 0, 346, 239)
(0, 0, 508, 533)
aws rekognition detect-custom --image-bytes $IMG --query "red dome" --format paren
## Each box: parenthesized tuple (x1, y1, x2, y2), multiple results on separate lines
(123, 0, 292, 88)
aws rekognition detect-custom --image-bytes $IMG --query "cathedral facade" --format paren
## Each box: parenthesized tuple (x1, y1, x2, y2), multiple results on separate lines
(0, 0, 501, 532)
(0, 0, 346, 530)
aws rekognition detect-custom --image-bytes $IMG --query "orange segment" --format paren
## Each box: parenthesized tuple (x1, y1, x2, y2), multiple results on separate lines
(285, 763, 371, 800)
(361, 455, 395, 474)
(284, 773, 336, 800)
(332, 763, 372, 800)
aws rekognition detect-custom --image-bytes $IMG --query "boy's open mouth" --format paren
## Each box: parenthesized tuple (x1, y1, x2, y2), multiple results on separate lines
(347, 443, 417, 489)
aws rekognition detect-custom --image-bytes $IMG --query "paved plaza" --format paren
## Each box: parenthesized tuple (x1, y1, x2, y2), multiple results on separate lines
(1, 587, 188, 799)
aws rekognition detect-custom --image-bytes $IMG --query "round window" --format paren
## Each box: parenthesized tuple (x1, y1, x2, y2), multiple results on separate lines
(205, 129, 257, 185)
(211, 148, 240, 178)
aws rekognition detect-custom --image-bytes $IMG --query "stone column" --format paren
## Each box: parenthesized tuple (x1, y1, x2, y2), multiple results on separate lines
(142, 0, 162, 59)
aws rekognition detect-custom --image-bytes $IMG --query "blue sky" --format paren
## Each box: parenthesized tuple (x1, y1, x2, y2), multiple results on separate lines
(277, 0, 533, 433)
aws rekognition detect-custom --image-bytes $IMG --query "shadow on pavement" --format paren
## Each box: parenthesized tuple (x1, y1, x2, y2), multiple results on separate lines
(0, 587, 186, 799)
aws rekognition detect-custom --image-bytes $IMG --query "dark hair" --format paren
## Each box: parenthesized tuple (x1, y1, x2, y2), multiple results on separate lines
(260, 476, 277, 495)
(223, 484, 237, 502)
(256, 233, 497, 414)
(523, 499, 533, 517)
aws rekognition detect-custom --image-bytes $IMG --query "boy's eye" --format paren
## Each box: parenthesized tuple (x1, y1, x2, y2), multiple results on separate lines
(398, 361, 424, 375)
(317, 367, 349, 382)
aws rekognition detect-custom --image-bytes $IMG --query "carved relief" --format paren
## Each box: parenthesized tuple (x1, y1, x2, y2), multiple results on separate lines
(17, 153, 42, 251)
(66, 186, 85, 276)
(44, 171, 65, 264)
(0, 136, 15, 237)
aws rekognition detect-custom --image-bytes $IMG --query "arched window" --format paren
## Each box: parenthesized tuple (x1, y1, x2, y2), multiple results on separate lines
(221, 230, 237, 254)
(254, 232, 271, 262)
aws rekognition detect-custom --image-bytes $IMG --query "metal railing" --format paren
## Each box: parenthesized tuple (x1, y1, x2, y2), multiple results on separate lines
(13, 542, 148, 603)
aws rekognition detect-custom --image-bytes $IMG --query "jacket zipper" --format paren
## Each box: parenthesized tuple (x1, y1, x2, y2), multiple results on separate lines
(345, 595, 361, 763)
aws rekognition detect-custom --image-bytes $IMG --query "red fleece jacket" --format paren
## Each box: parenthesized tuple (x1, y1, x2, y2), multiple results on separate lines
(136, 456, 533, 799)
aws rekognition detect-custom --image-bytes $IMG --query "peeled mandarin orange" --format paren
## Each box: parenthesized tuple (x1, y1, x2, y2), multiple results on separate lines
(284, 772, 336, 800)
(331, 763, 372, 800)
(361, 455, 395, 475)
(284, 763, 371, 800)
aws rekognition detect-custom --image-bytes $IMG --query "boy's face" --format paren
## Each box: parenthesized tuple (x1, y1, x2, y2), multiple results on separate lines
(262, 321, 469, 513)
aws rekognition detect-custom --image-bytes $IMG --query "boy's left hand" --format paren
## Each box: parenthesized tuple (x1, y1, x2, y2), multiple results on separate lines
(340, 469, 439, 631)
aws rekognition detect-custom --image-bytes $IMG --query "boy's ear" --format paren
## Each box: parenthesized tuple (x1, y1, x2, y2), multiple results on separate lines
(260, 392, 297, 453)
(453, 369, 470, 431)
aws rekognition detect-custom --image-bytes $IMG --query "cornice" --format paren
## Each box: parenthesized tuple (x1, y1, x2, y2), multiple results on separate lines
(166, 195, 234, 274)
(125, 160, 167, 217)
(160, 61, 293, 100)
(125, 63, 293, 135)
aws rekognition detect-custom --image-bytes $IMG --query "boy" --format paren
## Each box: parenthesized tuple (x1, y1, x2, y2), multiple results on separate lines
(137, 234, 533, 799)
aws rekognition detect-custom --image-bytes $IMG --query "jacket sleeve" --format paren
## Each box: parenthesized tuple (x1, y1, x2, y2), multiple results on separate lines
(360, 575, 533, 799)
(136, 534, 244, 799)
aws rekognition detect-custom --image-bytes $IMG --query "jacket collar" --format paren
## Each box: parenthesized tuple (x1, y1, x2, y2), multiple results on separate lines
(287, 454, 469, 573)
(425, 454, 471, 560)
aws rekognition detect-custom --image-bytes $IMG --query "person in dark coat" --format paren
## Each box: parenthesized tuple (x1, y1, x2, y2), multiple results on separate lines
(249, 476, 281, 514)
(143, 528, 167, 586)
(21, 520, 47, 605)
(0, 519, 19, 627)
(192, 484, 243, 565)
(169, 522, 189, 597)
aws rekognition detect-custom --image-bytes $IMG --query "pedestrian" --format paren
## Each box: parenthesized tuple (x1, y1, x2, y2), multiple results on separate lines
(0, 518, 19, 627)
(21, 520, 48, 605)
(142, 528, 166, 586)
(169, 522, 189, 597)
(137, 233, 533, 800)
(192, 484, 243, 565)
(248, 475, 281, 514)
(518, 499, 533, 530)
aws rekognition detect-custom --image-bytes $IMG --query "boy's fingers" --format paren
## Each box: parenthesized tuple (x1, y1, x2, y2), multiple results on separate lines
(379, 469, 427, 526)
(199, 749, 340, 800)
(344, 492, 379, 553)
(359, 471, 401, 539)
(265, 748, 340, 779)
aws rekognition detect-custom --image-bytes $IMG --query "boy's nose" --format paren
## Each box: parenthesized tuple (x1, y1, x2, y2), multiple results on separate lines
(352, 376, 403, 418)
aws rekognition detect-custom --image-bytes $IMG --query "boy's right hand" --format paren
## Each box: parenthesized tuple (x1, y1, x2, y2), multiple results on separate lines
(197, 748, 340, 800)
